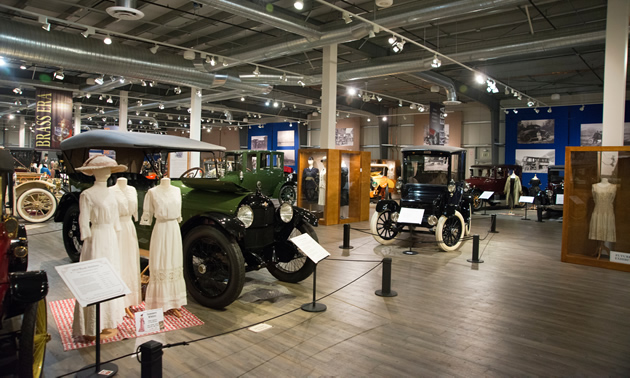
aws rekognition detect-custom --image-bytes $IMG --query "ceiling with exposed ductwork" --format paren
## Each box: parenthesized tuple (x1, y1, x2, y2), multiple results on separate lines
(0, 0, 620, 132)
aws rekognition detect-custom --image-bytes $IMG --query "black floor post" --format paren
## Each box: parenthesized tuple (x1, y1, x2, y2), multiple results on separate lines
(490, 214, 499, 233)
(339, 223, 354, 249)
(140, 340, 163, 378)
(77, 300, 120, 378)
(536, 205, 544, 222)
(301, 264, 326, 312)
(467, 234, 484, 263)
(375, 258, 398, 297)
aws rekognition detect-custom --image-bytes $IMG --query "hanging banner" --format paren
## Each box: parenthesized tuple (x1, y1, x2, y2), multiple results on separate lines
(426, 102, 446, 145)
(34, 88, 73, 150)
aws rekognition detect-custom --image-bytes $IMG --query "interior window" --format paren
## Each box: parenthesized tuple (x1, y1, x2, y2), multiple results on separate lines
(247, 155, 257, 171)
(260, 153, 270, 169)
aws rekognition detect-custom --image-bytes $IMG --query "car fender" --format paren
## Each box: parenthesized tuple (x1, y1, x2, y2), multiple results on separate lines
(53, 192, 79, 222)
(181, 212, 246, 242)
(293, 206, 318, 227)
(376, 200, 400, 213)
(15, 180, 55, 199)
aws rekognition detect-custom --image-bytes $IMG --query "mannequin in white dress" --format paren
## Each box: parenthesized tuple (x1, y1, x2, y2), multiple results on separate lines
(589, 178, 616, 259)
(140, 178, 187, 317)
(318, 159, 326, 207)
(111, 178, 142, 318)
(72, 155, 127, 342)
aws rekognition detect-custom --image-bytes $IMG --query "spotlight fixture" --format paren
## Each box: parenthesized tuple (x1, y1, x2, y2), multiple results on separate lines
(119, 77, 126, 84)
(347, 87, 357, 96)
(513, 109, 518, 114)
(517, 94, 522, 101)
(136, 111, 140, 116)
(368, 30, 376, 38)
(388, 35, 396, 45)
(392, 40, 405, 53)
(207, 56, 216, 66)
(431, 55, 442, 68)
(294, 0, 304, 10)
(196, 89, 202, 97)
(418, 105, 426, 112)
(342, 11, 352, 24)
(128, 120, 132, 125)
(176, 105, 181, 110)
(102, 117, 107, 122)
(174, 86, 182, 95)
(580, 104, 585, 111)
(548, 107, 552, 113)
(149, 44, 159, 54)
(99, 108, 105, 114)
(87, 117, 92, 121)
(534, 108, 539, 114)
(297, 80, 305, 87)
(282, 102, 286, 108)
(106, 96, 113, 104)
(475, 73, 485, 84)
(85, 93, 91, 99)
(398, 100, 403, 107)
(38, 16, 50, 31)
(370, 93, 376, 101)
(159, 103, 165, 110)
(240, 96, 245, 102)
(265, 99, 270, 106)
(281, 72, 288, 82)
(137, 100, 143, 106)
(409, 103, 416, 110)
(504, 109, 509, 114)
(273, 100, 279, 108)
(504, 86, 510, 95)
(81, 27, 94, 38)
(20, 64, 27, 70)
(99, 95, 104, 101)
(527, 100, 535, 107)
(54, 70, 65, 80)
(383, 116, 387, 121)
(12, 87, 22, 95)
(376, 96, 382, 102)
(253, 66, 260, 76)
(486, 79, 498, 93)
(94, 75, 104, 85)
(104, 35, 112, 45)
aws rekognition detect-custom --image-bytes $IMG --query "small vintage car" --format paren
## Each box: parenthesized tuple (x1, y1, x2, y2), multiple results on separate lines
(0, 149, 49, 378)
(466, 164, 525, 211)
(202, 150, 297, 205)
(370, 146, 472, 252)
(537, 165, 564, 212)
(54, 131, 317, 309)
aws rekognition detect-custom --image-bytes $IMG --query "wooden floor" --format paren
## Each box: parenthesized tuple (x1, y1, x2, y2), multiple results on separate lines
(25, 207, 630, 377)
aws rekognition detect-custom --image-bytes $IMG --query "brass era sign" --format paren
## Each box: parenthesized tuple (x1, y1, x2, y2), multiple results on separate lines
(34, 88, 73, 150)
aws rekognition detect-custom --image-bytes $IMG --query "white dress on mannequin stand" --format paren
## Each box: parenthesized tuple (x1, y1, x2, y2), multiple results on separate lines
(318, 168, 326, 206)
(140, 179, 187, 311)
(589, 180, 616, 242)
(111, 178, 142, 308)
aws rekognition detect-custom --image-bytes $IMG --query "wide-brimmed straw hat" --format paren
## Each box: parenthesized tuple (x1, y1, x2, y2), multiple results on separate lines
(76, 154, 127, 175)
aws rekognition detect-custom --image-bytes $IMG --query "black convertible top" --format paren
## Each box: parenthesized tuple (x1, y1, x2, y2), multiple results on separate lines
(60, 130, 226, 152)
(0, 149, 14, 172)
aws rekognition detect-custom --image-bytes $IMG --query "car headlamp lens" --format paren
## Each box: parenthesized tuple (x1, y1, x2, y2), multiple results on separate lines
(279, 202, 293, 223)
(447, 180, 456, 193)
(464, 182, 471, 192)
(237, 205, 254, 228)
(13, 245, 27, 258)
(4, 216, 19, 238)
(428, 215, 438, 226)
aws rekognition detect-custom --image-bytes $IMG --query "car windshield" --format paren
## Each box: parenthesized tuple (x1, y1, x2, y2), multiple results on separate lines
(224, 154, 243, 173)
(549, 169, 565, 183)
(404, 154, 457, 185)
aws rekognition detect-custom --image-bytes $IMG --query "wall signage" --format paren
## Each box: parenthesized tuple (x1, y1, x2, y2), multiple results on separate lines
(34, 88, 73, 150)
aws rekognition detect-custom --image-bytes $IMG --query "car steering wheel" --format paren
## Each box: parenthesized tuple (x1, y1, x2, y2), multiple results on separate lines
(180, 167, 204, 179)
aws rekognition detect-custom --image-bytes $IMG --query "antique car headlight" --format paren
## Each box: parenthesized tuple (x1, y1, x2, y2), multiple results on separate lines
(546, 189, 553, 198)
(391, 212, 400, 222)
(427, 215, 438, 226)
(13, 245, 28, 258)
(464, 182, 471, 192)
(396, 178, 402, 190)
(279, 202, 293, 223)
(447, 180, 456, 193)
(237, 205, 254, 228)
(4, 216, 19, 239)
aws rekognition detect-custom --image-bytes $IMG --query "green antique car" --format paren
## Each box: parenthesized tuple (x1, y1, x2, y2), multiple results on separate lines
(202, 150, 297, 205)
(53, 130, 318, 309)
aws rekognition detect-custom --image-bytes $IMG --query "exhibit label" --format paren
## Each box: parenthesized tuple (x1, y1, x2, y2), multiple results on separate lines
(398, 207, 425, 225)
(610, 251, 630, 265)
(135, 308, 165, 336)
(480, 191, 494, 200)
(290, 233, 330, 263)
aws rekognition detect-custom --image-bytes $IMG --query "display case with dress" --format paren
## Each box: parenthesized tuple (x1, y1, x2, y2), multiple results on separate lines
(588, 178, 616, 259)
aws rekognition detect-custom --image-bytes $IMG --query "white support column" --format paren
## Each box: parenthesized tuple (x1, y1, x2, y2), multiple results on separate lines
(73, 103, 81, 136)
(602, 0, 629, 146)
(320, 44, 338, 149)
(190, 87, 202, 167)
(119, 90, 128, 132)
(18, 116, 25, 147)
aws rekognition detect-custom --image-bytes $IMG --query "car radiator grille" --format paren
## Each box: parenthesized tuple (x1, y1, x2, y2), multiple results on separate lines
(243, 206, 275, 249)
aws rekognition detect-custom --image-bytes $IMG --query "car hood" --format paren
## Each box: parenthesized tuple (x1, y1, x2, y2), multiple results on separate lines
(181, 178, 251, 193)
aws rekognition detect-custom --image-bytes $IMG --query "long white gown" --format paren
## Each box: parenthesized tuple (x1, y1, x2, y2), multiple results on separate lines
(72, 187, 126, 336)
(140, 184, 187, 310)
(589, 183, 616, 242)
(111, 184, 142, 308)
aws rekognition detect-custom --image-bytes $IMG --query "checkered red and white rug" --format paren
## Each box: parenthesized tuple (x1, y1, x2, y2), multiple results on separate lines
(49, 299, 204, 351)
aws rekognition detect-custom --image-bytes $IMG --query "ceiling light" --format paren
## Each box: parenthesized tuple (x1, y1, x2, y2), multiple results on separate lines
(13, 87, 22, 95)
(383, 116, 387, 121)
(431, 55, 442, 68)
(513, 109, 518, 114)
(20, 64, 27, 70)
(367, 117, 371, 122)
(282, 72, 288, 82)
(548, 107, 552, 113)
(149, 45, 159, 54)
(39, 16, 50, 31)
(376, 96, 382, 102)
(388, 35, 396, 45)
(158, 103, 165, 110)
(174, 86, 182, 94)
(0, 57, 5, 66)
(81, 27, 94, 38)
(207, 56, 216, 66)
(273, 100, 279, 108)
(342, 11, 352, 24)
(196, 89, 202, 97)
(95, 75, 104, 85)
(106, 96, 113, 104)
(534, 108, 539, 113)
(294, 0, 304, 10)
(253, 66, 260, 76)
(392, 40, 405, 53)
(398, 100, 403, 107)
(54, 70, 65, 80)
(298, 80, 305, 87)
(265, 99, 270, 106)
(475, 73, 485, 84)
(241, 96, 245, 101)
(347, 87, 357, 96)
(85, 93, 91, 99)
(104, 35, 112, 45)
(580, 104, 585, 111)
(119, 77, 126, 83)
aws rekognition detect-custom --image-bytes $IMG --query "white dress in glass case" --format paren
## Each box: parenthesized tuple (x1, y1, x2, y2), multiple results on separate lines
(589, 181, 616, 242)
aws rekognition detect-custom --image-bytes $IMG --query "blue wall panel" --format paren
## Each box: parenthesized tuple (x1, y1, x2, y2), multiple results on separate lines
(246, 122, 299, 171)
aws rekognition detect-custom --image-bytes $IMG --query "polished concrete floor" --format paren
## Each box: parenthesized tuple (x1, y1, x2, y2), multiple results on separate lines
(23, 206, 630, 377)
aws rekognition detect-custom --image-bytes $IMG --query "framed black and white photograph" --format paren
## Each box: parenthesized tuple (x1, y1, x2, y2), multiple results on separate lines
(517, 119, 555, 144)
(581, 123, 630, 146)
(251, 135, 268, 150)
(424, 156, 448, 171)
(283, 150, 295, 166)
(515, 149, 555, 173)
(277, 130, 294, 147)
(335, 128, 354, 147)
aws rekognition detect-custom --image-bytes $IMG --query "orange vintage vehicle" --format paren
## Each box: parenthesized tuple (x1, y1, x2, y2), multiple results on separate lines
(369, 164, 395, 201)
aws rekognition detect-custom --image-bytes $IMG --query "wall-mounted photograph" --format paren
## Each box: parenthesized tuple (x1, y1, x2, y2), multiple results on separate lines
(335, 127, 354, 147)
(515, 149, 555, 173)
(517, 119, 555, 144)
(251, 135, 268, 150)
(283, 150, 295, 166)
(581, 123, 630, 146)
(277, 130, 294, 147)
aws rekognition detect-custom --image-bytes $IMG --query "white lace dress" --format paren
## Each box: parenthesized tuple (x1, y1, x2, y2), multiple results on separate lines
(589, 183, 616, 242)
(72, 187, 126, 336)
(140, 185, 187, 310)
(111, 185, 142, 308)
(318, 168, 326, 206)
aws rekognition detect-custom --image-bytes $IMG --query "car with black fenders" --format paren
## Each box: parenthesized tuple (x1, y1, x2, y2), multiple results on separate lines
(370, 146, 472, 252)
(53, 130, 317, 309)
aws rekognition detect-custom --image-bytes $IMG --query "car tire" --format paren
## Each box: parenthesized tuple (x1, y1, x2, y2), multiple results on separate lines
(18, 299, 48, 378)
(267, 223, 316, 283)
(279, 184, 297, 205)
(472, 190, 483, 212)
(464, 207, 472, 236)
(436, 210, 465, 252)
(62, 204, 82, 262)
(183, 226, 245, 309)
(370, 210, 398, 245)
(16, 188, 57, 223)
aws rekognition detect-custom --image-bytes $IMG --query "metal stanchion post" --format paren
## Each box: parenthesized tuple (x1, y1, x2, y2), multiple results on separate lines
(375, 258, 397, 297)
(467, 235, 484, 263)
(140, 340, 163, 378)
(489, 214, 499, 233)
(339, 223, 354, 249)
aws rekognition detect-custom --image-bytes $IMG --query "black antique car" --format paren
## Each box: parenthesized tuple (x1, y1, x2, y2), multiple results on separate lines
(537, 165, 564, 212)
(370, 146, 472, 251)
(0, 149, 49, 378)
(54, 131, 317, 309)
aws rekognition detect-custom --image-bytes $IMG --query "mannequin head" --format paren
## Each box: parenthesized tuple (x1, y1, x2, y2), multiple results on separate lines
(308, 157, 314, 168)
(92, 168, 111, 182)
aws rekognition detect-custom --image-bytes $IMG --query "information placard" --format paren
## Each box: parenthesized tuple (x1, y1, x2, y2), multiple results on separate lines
(479, 191, 494, 200)
(290, 233, 330, 264)
(610, 251, 630, 265)
(397, 207, 425, 225)
(55, 258, 130, 308)
(519, 196, 535, 203)
(135, 308, 165, 336)
(556, 194, 564, 205)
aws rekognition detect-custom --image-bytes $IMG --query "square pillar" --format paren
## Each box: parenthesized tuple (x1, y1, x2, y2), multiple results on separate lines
(320, 44, 338, 149)
(190, 87, 202, 166)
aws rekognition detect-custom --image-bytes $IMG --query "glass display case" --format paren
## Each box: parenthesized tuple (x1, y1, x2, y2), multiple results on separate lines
(561, 146, 630, 272)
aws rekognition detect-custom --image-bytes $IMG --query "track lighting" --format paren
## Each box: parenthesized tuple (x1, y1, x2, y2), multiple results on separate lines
(517, 94, 522, 101)
(282, 72, 288, 82)
(282, 102, 286, 108)
(253, 66, 260, 76)
(106, 96, 113, 104)
(54, 70, 64, 80)
(85, 93, 91, 99)
(347, 87, 357, 96)
(99, 95, 104, 101)
(504, 86, 510, 95)
(265, 99, 270, 106)
(137, 100, 143, 106)
(13, 87, 22, 95)
(158, 103, 165, 110)
(376, 96, 382, 102)
(20, 64, 27, 70)
(119, 77, 126, 84)
(81, 27, 94, 38)
(475, 73, 485, 84)
(174, 86, 182, 95)
(431, 55, 442, 68)
(39, 16, 50, 31)
(534, 108, 539, 114)
(409, 103, 416, 110)
(513, 91, 519, 98)
(548, 107, 552, 113)
(150, 81, 156, 87)
(102, 117, 107, 122)
(368, 30, 376, 38)
(149, 45, 159, 54)
(94, 75, 104, 85)
(136, 111, 140, 116)
(486, 79, 498, 93)
(418, 105, 426, 112)
(294, 0, 304, 10)
(504, 109, 509, 114)
(176, 105, 181, 110)
(241, 96, 245, 101)
(196, 89, 202, 97)
(527, 100, 535, 107)
(104, 35, 112, 45)
(207, 56, 216, 66)
(88, 117, 92, 121)
(128, 120, 132, 125)
(141, 80, 147, 86)
(298, 80, 305, 87)
(99, 108, 105, 114)
(342, 11, 352, 24)
(398, 100, 403, 107)
(392, 40, 405, 53)
(580, 104, 585, 111)
(273, 100, 279, 108)
(388, 35, 396, 45)
(513, 109, 518, 114)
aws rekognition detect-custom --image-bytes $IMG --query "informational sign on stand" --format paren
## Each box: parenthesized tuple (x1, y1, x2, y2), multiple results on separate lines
(519, 196, 535, 204)
(479, 191, 494, 200)
(556, 194, 564, 205)
(290, 233, 330, 263)
(134, 308, 165, 336)
(55, 258, 130, 307)
(397, 207, 425, 225)
(610, 251, 630, 265)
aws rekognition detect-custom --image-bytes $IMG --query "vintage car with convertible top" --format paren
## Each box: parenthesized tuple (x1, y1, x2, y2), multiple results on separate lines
(53, 130, 318, 309)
